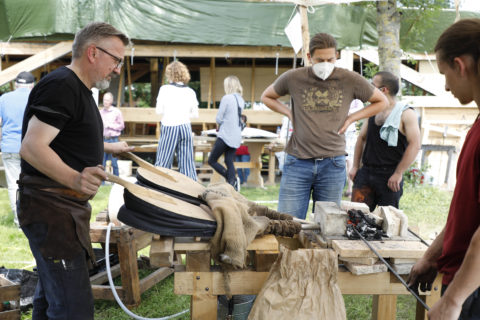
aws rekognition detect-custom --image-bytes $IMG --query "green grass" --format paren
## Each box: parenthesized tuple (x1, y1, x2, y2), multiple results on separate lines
(0, 182, 452, 320)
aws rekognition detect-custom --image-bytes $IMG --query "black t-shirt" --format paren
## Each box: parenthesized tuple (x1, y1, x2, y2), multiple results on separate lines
(21, 66, 104, 177)
(362, 115, 408, 168)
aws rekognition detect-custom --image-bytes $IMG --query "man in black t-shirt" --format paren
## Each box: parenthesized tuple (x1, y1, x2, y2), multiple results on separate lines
(349, 71, 421, 212)
(18, 22, 132, 319)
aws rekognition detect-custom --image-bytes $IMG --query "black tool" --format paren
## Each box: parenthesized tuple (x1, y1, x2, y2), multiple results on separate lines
(352, 227, 430, 311)
(408, 228, 430, 247)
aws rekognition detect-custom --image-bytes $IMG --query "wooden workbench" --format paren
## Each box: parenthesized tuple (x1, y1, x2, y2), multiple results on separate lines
(172, 234, 440, 320)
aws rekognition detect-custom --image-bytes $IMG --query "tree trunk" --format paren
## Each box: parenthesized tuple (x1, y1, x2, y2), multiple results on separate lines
(376, 0, 402, 79)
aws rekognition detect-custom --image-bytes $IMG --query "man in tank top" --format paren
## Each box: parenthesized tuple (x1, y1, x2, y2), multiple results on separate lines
(349, 71, 421, 212)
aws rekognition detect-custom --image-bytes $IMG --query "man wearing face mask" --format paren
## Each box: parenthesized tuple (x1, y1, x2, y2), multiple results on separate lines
(261, 33, 388, 220)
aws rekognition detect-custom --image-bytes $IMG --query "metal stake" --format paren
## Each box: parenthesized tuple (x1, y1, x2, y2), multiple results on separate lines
(352, 227, 430, 311)
(408, 228, 430, 247)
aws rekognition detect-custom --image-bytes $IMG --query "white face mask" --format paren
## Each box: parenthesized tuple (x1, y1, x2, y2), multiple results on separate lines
(312, 62, 335, 80)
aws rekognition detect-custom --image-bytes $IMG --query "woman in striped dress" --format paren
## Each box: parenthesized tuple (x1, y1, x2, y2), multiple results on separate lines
(155, 61, 199, 180)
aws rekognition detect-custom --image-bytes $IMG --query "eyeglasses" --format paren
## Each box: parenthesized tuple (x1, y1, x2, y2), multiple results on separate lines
(96, 46, 124, 70)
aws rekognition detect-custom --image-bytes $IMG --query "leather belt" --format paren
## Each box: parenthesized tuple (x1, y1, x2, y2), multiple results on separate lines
(40, 187, 91, 201)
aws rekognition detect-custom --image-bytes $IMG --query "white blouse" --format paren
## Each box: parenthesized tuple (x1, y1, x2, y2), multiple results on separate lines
(155, 82, 199, 126)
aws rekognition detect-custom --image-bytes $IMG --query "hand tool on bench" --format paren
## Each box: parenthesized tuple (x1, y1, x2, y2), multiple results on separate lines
(352, 227, 430, 311)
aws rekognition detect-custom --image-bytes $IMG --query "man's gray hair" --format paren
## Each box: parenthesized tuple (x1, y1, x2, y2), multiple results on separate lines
(72, 22, 129, 59)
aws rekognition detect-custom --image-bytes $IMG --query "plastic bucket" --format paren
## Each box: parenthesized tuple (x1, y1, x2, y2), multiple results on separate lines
(217, 295, 255, 320)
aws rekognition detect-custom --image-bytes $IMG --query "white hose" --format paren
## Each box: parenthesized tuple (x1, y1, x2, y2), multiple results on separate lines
(105, 223, 189, 320)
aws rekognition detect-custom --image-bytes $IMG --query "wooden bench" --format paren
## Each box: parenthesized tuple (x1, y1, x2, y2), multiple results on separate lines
(171, 234, 441, 320)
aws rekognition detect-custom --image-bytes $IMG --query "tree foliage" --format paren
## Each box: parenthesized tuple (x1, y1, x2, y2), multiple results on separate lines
(398, 0, 451, 52)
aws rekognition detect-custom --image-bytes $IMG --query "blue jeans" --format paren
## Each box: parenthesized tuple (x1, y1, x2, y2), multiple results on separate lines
(208, 138, 237, 186)
(278, 154, 346, 219)
(103, 137, 119, 176)
(22, 223, 94, 320)
(235, 154, 250, 184)
(1, 152, 20, 225)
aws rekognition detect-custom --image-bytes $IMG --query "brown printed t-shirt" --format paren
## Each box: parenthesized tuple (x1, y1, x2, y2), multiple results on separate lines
(274, 67, 374, 159)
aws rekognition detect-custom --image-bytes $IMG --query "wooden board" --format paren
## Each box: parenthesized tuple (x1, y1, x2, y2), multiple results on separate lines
(332, 240, 428, 259)
(0, 41, 72, 86)
(173, 234, 278, 252)
(343, 261, 387, 275)
(339, 256, 379, 265)
(175, 270, 415, 296)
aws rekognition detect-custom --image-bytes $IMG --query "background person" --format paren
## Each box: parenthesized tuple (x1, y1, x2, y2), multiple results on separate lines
(208, 75, 245, 190)
(155, 61, 198, 180)
(407, 19, 480, 320)
(261, 32, 388, 220)
(349, 71, 421, 212)
(0, 71, 34, 226)
(100, 91, 124, 176)
(344, 99, 363, 198)
(18, 22, 132, 319)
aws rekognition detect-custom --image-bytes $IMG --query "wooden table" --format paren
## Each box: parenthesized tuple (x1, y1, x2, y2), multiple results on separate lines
(172, 235, 441, 320)
(198, 136, 277, 188)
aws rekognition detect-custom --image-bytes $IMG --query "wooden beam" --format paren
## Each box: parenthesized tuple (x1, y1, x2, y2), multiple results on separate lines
(126, 58, 133, 107)
(118, 107, 284, 126)
(150, 58, 159, 108)
(207, 57, 215, 109)
(299, 5, 311, 66)
(251, 58, 256, 107)
(2, 42, 297, 59)
(0, 41, 72, 86)
(116, 69, 124, 107)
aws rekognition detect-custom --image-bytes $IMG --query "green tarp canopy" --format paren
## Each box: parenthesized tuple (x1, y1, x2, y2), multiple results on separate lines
(1, 0, 479, 53)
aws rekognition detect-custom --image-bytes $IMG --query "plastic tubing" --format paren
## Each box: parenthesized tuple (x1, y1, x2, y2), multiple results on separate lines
(105, 222, 189, 320)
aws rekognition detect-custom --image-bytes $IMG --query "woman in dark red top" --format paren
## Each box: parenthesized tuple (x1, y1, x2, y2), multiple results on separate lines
(407, 19, 480, 320)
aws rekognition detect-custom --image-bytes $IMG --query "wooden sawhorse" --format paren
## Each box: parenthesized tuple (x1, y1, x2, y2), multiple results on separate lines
(89, 222, 173, 307)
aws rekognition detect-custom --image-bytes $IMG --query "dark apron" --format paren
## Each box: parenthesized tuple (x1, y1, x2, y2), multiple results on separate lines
(17, 174, 96, 265)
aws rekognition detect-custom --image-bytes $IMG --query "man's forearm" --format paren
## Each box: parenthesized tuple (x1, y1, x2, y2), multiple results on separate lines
(348, 102, 385, 124)
(20, 142, 80, 189)
(424, 227, 445, 263)
(394, 142, 421, 175)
